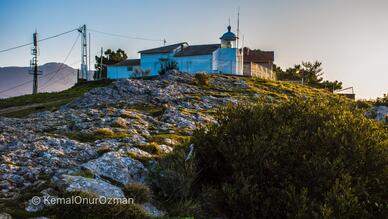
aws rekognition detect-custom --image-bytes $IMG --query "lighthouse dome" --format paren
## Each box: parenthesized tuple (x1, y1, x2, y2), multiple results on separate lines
(220, 25, 237, 41)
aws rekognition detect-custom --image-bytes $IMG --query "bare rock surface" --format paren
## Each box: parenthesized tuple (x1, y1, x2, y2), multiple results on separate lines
(0, 71, 242, 216)
(82, 152, 148, 185)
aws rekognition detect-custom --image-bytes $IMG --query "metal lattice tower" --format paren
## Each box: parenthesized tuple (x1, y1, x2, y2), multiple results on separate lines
(78, 25, 88, 80)
(29, 31, 41, 94)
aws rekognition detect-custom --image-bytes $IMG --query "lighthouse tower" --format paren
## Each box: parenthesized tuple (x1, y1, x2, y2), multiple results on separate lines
(220, 25, 238, 48)
(212, 25, 242, 75)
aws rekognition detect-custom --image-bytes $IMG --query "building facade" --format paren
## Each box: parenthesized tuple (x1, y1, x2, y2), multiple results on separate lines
(243, 47, 275, 80)
(107, 25, 274, 79)
(107, 59, 141, 79)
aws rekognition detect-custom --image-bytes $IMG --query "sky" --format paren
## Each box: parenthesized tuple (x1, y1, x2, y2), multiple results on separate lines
(0, 0, 387, 99)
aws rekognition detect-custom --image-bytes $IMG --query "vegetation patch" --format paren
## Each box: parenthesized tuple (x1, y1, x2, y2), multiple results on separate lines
(120, 112, 142, 120)
(149, 147, 203, 218)
(42, 191, 151, 219)
(128, 103, 166, 118)
(194, 73, 209, 86)
(0, 80, 112, 118)
(111, 117, 128, 128)
(127, 152, 153, 164)
(135, 142, 162, 155)
(190, 97, 387, 218)
(71, 168, 95, 178)
(67, 128, 132, 142)
(123, 183, 152, 204)
(96, 146, 112, 155)
(148, 133, 191, 146)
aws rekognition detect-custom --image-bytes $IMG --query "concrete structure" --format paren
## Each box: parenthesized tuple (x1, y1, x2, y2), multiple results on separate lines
(242, 47, 275, 80)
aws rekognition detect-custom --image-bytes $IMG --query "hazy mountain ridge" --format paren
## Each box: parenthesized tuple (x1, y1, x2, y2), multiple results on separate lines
(0, 63, 78, 98)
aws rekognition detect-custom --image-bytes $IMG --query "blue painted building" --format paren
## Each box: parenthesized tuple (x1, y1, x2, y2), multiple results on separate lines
(107, 25, 244, 79)
(107, 59, 141, 79)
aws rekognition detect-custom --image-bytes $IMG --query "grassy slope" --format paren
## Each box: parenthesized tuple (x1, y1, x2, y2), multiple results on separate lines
(0, 80, 112, 117)
(0, 75, 344, 118)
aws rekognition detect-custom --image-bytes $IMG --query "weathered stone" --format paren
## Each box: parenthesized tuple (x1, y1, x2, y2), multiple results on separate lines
(0, 212, 12, 219)
(58, 175, 125, 198)
(82, 152, 148, 185)
(142, 202, 165, 217)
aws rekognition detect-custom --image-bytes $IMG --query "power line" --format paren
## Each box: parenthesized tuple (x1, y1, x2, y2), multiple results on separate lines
(0, 28, 78, 53)
(89, 28, 164, 42)
(38, 60, 81, 91)
(0, 80, 33, 95)
(40, 33, 81, 89)
(0, 33, 81, 95)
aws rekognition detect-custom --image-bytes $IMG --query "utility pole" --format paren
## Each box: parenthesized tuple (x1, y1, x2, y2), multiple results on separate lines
(88, 32, 91, 80)
(78, 24, 88, 80)
(100, 47, 103, 80)
(30, 30, 41, 94)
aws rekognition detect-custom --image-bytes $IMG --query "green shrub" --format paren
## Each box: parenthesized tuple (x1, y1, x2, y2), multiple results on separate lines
(43, 191, 151, 219)
(123, 183, 152, 204)
(375, 93, 388, 107)
(67, 128, 131, 142)
(192, 97, 388, 218)
(194, 73, 209, 86)
(71, 169, 95, 178)
(95, 127, 114, 136)
(149, 148, 203, 218)
(96, 146, 112, 155)
(111, 117, 128, 128)
(136, 142, 162, 155)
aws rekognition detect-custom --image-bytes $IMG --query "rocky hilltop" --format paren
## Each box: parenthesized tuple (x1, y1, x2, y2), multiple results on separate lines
(0, 70, 345, 217)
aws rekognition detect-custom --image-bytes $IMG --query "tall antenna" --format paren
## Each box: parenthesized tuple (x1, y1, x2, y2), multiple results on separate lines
(237, 7, 240, 43)
(236, 7, 242, 74)
(78, 25, 88, 80)
(88, 32, 91, 80)
(30, 30, 41, 94)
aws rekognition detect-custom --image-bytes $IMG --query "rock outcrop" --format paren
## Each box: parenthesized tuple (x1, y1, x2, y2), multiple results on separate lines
(0, 71, 241, 217)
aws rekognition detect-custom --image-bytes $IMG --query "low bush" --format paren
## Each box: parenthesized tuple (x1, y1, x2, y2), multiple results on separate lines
(94, 127, 114, 136)
(149, 147, 204, 218)
(123, 183, 152, 204)
(192, 97, 388, 218)
(136, 142, 162, 155)
(111, 117, 128, 128)
(194, 73, 209, 86)
(96, 146, 112, 155)
(67, 128, 131, 142)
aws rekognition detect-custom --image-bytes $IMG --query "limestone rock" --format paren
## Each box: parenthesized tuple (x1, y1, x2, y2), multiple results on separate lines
(82, 152, 148, 185)
(58, 175, 125, 198)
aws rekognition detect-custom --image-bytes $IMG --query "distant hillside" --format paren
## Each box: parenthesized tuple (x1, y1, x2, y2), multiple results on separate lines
(0, 62, 78, 98)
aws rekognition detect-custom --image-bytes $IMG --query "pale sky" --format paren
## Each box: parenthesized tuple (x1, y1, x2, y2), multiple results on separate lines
(0, 0, 387, 99)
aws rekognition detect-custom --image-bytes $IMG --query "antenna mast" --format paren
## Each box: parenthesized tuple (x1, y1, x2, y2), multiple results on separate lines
(236, 7, 243, 74)
(78, 25, 88, 80)
(30, 30, 41, 94)
(89, 32, 91, 80)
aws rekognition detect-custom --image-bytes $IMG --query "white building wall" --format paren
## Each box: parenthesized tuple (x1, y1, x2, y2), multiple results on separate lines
(212, 48, 240, 74)
(174, 55, 212, 74)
